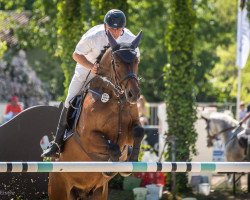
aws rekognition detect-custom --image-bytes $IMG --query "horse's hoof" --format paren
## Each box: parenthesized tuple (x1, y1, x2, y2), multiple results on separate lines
(102, 172, 117, 178)
(119, 172, 132, 177)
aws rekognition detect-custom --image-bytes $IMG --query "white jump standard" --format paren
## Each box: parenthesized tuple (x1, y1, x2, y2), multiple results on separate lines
(0, 162, 249, 173)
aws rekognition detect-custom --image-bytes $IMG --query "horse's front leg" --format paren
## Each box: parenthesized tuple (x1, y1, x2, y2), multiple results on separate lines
(87, 131, 121, 177)
(129, 125, 144, 161)
(119, 125, 144, 177)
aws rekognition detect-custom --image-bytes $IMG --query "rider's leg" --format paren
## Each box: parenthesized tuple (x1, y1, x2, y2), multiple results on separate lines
(41, 105, 68, 157)
(42, 66, 95, 158)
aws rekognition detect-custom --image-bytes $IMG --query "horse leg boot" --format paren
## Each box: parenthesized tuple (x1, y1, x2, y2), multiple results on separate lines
(41, 106, 68, 158)
(129, 126, 144, 161)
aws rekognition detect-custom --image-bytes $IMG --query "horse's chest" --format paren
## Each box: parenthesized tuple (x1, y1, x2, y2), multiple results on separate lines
(84, 95, 131, 126)
(100, 106, 131, 126)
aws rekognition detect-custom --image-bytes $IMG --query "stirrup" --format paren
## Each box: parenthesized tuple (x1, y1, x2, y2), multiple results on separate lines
(54, 142, 61, 153)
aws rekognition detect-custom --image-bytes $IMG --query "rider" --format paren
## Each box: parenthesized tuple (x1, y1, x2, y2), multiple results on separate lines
(42, 9, 140, 157)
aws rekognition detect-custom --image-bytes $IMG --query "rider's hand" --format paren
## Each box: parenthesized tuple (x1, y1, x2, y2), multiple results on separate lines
(91, 63, 98, 74)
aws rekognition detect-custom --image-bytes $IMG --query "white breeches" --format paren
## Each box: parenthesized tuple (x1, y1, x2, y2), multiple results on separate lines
(64, 66, 95, 108)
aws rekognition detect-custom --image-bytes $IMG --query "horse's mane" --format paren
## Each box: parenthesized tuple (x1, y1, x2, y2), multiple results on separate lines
(209, 112, 238, 127)
(96, 45, 110, 64)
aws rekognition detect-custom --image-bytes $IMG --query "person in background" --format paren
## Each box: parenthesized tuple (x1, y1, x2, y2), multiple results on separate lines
(3, 96, 22, 122)
(245, 104, 250, 134)
(137, 95, 149, 126)
(239, 101, 247, 121)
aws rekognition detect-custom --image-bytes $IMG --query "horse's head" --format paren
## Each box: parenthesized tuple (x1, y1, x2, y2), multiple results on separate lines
(202, 112, 237, 147)
(103, 30, 142, 104)
(202, 116, 218, 147)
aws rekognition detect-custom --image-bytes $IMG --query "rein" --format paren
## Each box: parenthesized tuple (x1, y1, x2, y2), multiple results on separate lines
(206, 112, 250, 141)
(208, 125, 237, 140)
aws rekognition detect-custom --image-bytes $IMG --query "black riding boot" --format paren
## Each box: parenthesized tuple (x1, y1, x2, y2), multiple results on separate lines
(41, 106, 68, 158)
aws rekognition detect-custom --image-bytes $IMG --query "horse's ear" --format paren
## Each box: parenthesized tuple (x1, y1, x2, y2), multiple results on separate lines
(107, 30, 118, 50)
(132, 31, 143, 49)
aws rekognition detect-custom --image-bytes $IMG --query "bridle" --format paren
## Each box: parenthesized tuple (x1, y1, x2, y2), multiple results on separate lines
(110, 48, 139, 93)
(95, 47, 139, 99)
(204, 118, 236, 145)
(109, 48, 139, 144)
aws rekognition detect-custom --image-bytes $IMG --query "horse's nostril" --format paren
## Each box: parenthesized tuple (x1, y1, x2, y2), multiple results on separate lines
(128, 91, 133, 98)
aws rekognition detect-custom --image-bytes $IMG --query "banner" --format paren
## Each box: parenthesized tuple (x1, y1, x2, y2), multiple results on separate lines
(236, 0, 250, 68)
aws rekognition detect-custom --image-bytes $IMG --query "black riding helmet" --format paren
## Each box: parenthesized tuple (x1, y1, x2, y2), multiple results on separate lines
(104, 9, 126, 28)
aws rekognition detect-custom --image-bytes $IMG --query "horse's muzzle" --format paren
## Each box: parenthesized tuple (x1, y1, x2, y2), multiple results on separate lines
(125, 88, 140, 104)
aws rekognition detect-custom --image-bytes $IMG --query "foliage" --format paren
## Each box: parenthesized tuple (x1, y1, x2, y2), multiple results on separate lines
(91, 0, 128, 25)
(18, 1, 65, 99)
(127, 0, 167, 102)
(0, 40, 7, 58)
(205, 0, 250, 105)
(0, 11, 16, 57)
(56, 0, 88, 96)
(193, 0, 237, 102)
(0, 0, 246, 104)
(164, 0, 197, 193)
(210, 43, 250, 103)
(0, 49, 49, 107)
(0, 1, 65, 100)
(209, 45, 237, 101)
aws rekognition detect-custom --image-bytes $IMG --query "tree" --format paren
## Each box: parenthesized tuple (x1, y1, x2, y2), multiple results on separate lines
(56, 0, 89, 96)
(164, 0, 197, 193)
(0, 49, 49, 107)
(91, 0, 128, 25)
(127, 0, 167, 102)
(0, 1, 65, 100)
(193, 0, 237, 102)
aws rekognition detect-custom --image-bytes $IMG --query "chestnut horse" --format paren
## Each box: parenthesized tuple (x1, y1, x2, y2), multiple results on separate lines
(48, 31, 144, 200)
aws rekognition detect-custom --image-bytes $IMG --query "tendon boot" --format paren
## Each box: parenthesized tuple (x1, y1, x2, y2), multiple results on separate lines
(41, 106, 68, 158)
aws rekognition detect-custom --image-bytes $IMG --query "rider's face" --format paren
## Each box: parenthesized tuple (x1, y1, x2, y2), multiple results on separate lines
(105, 24, 123, 39)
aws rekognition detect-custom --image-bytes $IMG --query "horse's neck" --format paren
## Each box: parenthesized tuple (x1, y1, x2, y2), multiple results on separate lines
(90, 49, 114, 93)
(98, 49, 112, 78)
(221, 130, 233, 143)
(220, 120, 237, 143)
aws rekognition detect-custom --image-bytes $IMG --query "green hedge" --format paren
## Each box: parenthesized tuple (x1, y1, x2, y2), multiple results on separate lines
(164, 0, 197, 194)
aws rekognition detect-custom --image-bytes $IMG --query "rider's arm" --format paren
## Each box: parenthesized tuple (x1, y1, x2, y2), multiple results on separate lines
(72, 53, 94, 70)
(73, 35, 98, 74)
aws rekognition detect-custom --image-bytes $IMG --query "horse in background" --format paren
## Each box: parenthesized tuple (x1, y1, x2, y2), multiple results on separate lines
(202, 112, 247, 162)
(48, 31, 144, 200)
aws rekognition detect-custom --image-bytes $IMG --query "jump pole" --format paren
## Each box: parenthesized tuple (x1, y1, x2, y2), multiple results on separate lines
(0, 162, 249, 173)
